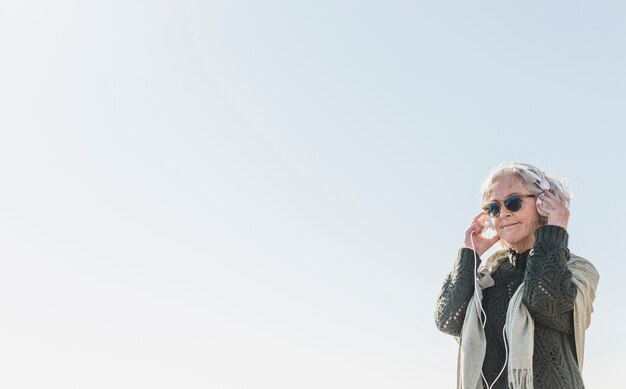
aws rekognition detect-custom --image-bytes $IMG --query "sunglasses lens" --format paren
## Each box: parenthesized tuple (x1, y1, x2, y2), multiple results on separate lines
(483, 203, 500, 217)
(504, 195, 522, 212)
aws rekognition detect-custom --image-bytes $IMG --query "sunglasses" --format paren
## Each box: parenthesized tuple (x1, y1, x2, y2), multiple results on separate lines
(482, 194, 536, 218)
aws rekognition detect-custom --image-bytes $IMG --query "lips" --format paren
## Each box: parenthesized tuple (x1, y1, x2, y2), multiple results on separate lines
(502, 222, 520, 228)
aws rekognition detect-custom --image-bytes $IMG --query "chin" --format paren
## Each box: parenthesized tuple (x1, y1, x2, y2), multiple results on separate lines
(498, 231, 517, 242)
(500, 233, 525, 247)
(506, 235, 523, 244)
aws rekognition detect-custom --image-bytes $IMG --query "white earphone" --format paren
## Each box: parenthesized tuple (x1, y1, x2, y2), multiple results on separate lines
(537, 178, 551, 191)
(470, 230, 508, 388)
(519, 164, 551, 192)
(483, 216, 496, 232)
(526, 168, 551, 208)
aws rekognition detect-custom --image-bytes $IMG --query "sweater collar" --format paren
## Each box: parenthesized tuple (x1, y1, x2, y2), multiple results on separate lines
(507, 248, 531, 267)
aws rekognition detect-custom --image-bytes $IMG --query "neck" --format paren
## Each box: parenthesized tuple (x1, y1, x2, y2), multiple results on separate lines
(509, 236, 535, 253)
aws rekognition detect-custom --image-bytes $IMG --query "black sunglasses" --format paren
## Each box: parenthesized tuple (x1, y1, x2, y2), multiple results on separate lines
(482, 194, 536, 218)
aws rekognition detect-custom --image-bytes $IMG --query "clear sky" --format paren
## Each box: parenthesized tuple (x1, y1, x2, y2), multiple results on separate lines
(1, 1, 624, 388)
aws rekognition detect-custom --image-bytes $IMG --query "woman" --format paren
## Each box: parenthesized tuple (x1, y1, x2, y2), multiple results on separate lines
(434, 162, 599, 389)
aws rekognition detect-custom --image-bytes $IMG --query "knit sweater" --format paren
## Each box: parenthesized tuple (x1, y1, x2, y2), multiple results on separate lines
(435, 225, 585, 388)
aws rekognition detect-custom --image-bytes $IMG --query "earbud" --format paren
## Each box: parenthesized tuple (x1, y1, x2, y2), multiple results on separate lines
(513, 163, 551, 192)
(537, 178, 550, 191)
(525, 167, 551, 191)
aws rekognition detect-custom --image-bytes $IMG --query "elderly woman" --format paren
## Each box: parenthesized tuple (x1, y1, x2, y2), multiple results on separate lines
(434, 163, 599, 389)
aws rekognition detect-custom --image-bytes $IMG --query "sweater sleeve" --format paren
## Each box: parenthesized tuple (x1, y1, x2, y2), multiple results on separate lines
(522, 225, 578, 333)
(434, 248, 480, 337)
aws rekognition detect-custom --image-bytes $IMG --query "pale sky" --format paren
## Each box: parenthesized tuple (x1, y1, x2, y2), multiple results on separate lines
(1, 1, 624, 388)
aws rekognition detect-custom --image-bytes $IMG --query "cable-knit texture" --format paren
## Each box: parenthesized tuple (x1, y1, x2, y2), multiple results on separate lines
(434, 248, 478, 337)
(435, 225, 585, 388)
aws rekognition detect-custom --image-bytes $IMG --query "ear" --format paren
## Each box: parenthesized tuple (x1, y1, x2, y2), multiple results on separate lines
(537, 213, 548, 226)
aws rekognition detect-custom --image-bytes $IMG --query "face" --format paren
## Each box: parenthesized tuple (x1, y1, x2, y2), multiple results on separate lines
(486, 175, 541, 252)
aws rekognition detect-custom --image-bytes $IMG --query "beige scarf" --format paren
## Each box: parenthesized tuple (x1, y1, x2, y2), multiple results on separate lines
(456, 249, 599, 389)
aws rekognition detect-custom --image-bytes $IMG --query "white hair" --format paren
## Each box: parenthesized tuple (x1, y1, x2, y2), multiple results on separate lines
(479, 162, 572, 225)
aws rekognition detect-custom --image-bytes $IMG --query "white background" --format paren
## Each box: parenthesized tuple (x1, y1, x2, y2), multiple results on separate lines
(1, 1, 623, 387)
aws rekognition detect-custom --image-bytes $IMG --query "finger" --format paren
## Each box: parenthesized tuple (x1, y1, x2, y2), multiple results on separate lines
(540, 190, 563, 206)
(472, 211, 486, 221)
(538, 191, 554, 205)
(539, 192, 563, 210)
(465, 224, 477, 235)
(542, 190, 556, 198)
(467, 221, 482, 234)
(468, 214, 485, 232)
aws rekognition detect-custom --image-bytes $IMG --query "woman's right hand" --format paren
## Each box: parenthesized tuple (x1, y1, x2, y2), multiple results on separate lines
(463, 212, 500, 256)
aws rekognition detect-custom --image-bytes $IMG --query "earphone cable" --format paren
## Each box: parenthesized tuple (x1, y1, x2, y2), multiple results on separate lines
(470, 232, 509, 389)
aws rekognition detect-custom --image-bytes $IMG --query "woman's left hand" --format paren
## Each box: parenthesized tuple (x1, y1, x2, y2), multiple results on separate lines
(536, 190, 570, 229)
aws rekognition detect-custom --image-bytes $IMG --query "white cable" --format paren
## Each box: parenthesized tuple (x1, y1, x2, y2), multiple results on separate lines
(492, 324, 510, 387)
(470, 232, 509, 389)
(470, 234, 487, 328)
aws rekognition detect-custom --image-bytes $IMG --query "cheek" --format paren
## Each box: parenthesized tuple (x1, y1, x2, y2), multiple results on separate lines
(521, 207, 541, 229)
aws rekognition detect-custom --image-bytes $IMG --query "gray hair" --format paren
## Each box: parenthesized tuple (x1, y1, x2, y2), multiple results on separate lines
(479, 162, 572, 225)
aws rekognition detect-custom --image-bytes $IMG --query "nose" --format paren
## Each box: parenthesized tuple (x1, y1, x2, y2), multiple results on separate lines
(497, 204, 513, 219)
